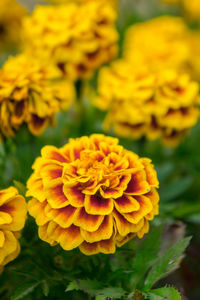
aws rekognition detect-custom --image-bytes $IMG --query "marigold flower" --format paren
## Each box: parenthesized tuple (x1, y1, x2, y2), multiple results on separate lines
(27, 134, 159, 255)
(0, 54, 75, 140)
(22, 2, 118, 80)
(0, 187, 27, 273)
(95, 60, 200, 146)
(123, 16, 190, 72)
(0, 0, 27, 52)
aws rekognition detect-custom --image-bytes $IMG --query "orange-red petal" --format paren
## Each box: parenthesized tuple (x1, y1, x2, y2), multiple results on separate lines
(125, 170, 150, 195)
(85, 194, 113, 215)
(114, 195, 140, 213)
(80, 215, 113, 243)
(74, 207, 104, 232)
(123, 195, 153, 224)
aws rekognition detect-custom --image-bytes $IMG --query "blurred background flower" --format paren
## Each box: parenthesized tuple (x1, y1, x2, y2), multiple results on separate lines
(22, 1, 118, 80)
(0, 0, 27, 53)
(0, 187, 27, 274)
(0, 54, 75, 140)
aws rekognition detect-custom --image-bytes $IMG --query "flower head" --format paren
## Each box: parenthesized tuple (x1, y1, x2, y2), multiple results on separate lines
(0, 187, 27, 273)
(23, 2, 118, 80)
(95, 60, 200, 146)
(27, 134, 159, 255)
(0, 0, 27, 52)
(123, 16, 189, 72)
(0, 54, 75, 140)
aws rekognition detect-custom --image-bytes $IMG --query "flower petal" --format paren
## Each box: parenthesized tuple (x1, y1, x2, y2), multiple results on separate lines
(0, 187, 18, 206)
(141, 158, 159, 187)
(63, 184, 85, 208)
(79, 241, 99, 255)
(137, 219, 149, 239)
(85, 194, 113, 215)
(114, 195, 140, 213)
(56, 225, 83, 250)
(81, 215, 113, 243)
(123, 195, 153, 224)
(74, 207, 104, 232)
(45, 179, 69, 209)
(41, 145, 69, 163)
(28, 199, 50, 226)
(45, 205, 77, 228)
(98, 238, 116, 254)
(125, 170, 150, 195)
(0, 196, 27, 231)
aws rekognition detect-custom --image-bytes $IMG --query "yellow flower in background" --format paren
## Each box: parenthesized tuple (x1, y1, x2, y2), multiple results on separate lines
(123, 16, 190, 72)
(95, 60, 200, 147)
(0, 187, 27, 273)
(27, 134, 159, 255)
(0, 54, 75, 140)
(182, 0, 200, 21)
(45, 0, 117, 8)
(184, 31, 200, 81)
(0, 0, 27, 52)
(23, 2, 118, 81)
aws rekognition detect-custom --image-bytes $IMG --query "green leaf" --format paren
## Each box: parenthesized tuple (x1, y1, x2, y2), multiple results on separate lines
(97, 287, 126, 299)
(144, 236, 192, 290)
(11, 281, 41, 300)
(148, 286, 181, 300)
(156, 163, 174, 183)
(130, 227, 162, 289)
(66, 279, 103, 294)
(41, 280, 50, 297)
(66, 279, 126, 299)
(13, 180, 26, 197)
(161, 176, 193, 202)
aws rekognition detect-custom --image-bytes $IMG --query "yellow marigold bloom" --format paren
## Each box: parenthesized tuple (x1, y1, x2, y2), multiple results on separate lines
(123, 16, 190, 72)
(95, 61, 200, 146)
(0, 54, 75, 140)
(23, 2, 118, 81)
(0, 0, 27, 52)
(184, 31, 200, 81)
(27, 134, 159, 255)
(0, 187, 27, 273)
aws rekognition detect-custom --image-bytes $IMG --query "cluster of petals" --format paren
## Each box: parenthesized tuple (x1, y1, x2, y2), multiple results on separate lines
(123, 16, 190, 73)
(27, 134, 159, 255)
(0, 187, 27, 274)
(95, 60, 200, 146)
(22, 2, 118, 81)
(0, 54, 75, 140)
(123, 16, 200, 81)
(0, 0, 27, 52)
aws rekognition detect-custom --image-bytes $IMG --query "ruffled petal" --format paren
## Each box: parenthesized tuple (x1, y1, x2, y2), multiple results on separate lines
(85, 194, 113, 215)
(125, 170, 150, 195)
(74, 207, 104, 232)
(81, 215, 113, 243)
(114, 195, 140, 213)
(45, 179, 69, 208)
(63, 183, 85, 208)
(41, 145, 69, 163)
(45, 205, 77, 228)
(123, 195, 153, 224)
